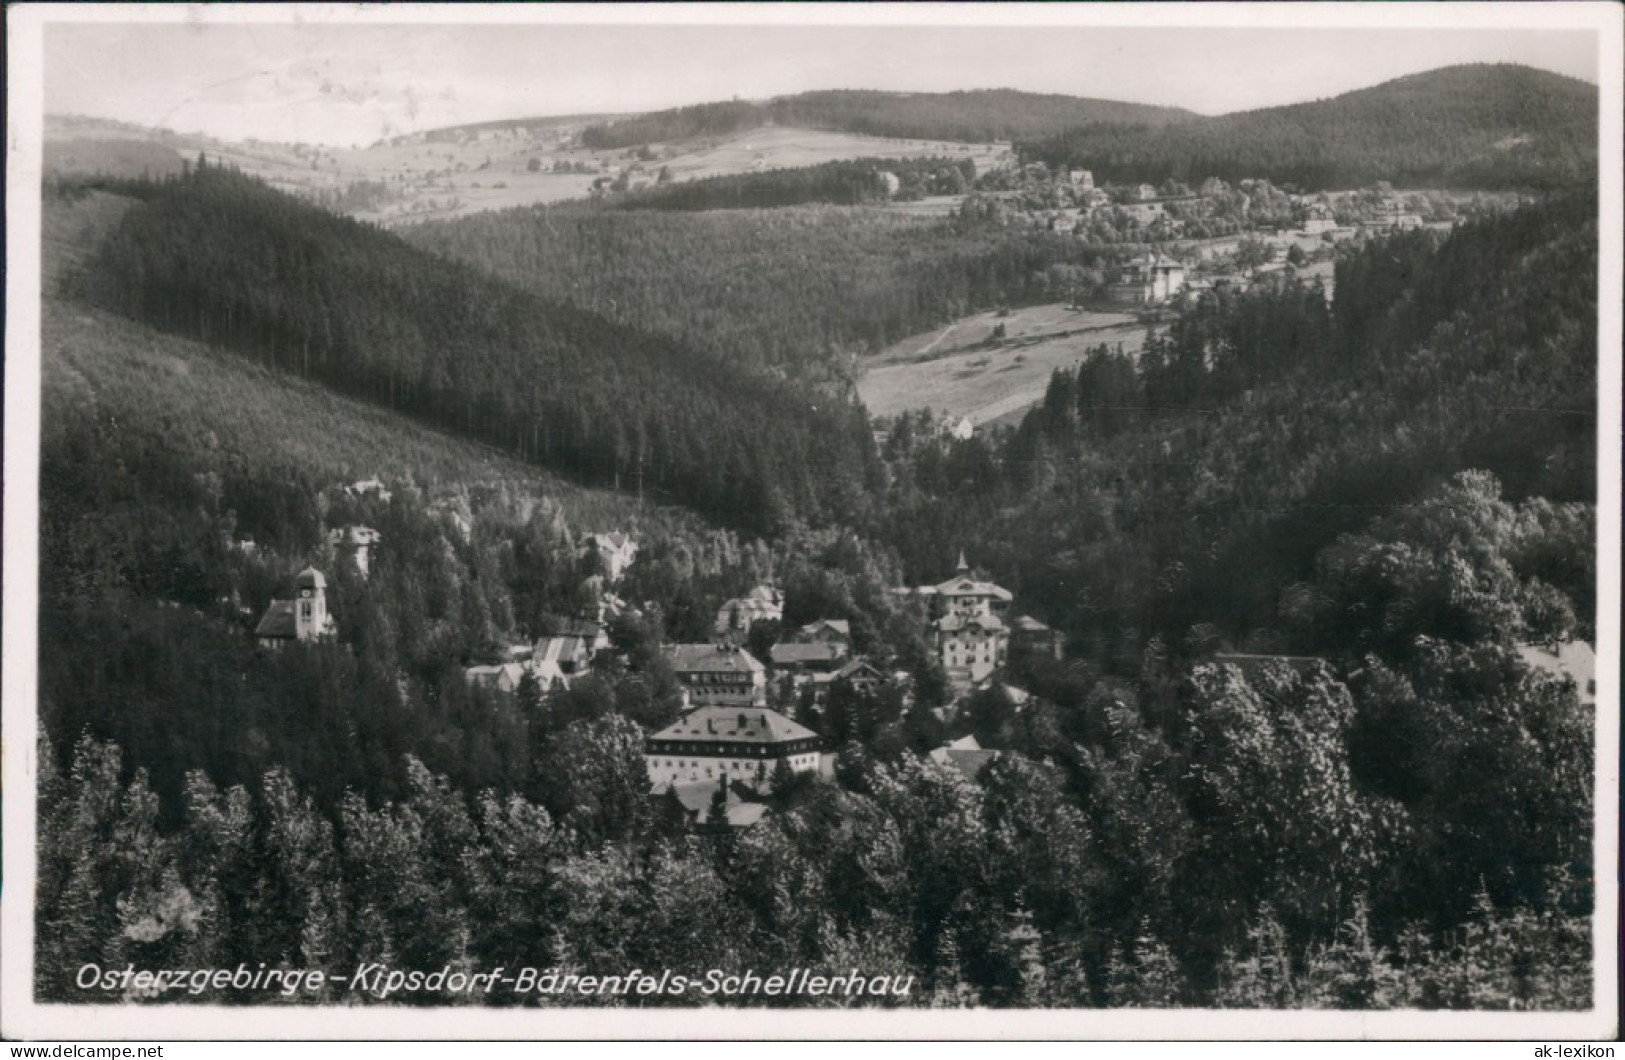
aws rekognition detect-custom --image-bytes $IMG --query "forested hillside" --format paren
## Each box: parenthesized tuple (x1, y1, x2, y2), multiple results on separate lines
(403, 202, 1121, 379)
(580, 89, 1196, 150)
(1021, 65, 1597, 189)
(60, 166, 879, 535)
(875, 191, 1597, 649)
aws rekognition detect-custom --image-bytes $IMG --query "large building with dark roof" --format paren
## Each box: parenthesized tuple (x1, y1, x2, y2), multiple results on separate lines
(666, 643, 768, 706)
(645, 706, 821, 791)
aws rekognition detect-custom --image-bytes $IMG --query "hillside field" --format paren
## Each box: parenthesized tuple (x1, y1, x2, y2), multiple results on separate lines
(650, 126, 1002, 183)
(45, 115, 1006, 225)
(858, 303, 1146, 425)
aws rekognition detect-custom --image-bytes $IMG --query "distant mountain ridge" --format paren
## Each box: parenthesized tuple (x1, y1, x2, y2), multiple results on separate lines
(576, 89, 1198, 149)
(1020, 63, 1598, 189)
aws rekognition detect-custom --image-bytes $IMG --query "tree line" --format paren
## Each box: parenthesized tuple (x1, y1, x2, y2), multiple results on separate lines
(608, 157, 977, 211)
(37, 627, 1591, 1009)
(579, 89, 1194, 151)
(1019, 64, 1596, 191)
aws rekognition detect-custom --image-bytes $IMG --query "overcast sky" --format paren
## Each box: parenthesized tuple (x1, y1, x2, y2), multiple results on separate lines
(42, 10, 1601, 147)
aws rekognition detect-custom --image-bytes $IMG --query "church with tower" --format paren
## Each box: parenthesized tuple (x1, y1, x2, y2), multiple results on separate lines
(255, 567, 338, 648)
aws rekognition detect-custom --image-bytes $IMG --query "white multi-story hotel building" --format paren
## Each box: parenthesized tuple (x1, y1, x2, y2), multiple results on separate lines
(645, 706, 822, 791)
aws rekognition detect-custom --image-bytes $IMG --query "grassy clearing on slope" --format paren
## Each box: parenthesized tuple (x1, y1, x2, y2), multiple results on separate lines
(858, 302, 1147, 425)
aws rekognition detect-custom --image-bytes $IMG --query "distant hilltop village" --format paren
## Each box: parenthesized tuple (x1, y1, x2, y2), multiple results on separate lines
(969, 174, 1454, 310)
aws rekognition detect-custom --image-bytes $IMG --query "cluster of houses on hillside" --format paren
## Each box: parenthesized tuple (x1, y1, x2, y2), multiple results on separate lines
(626, 552, 1048, 827)
(248, 507, 1598, 835)
(254, 525, 1050, 818)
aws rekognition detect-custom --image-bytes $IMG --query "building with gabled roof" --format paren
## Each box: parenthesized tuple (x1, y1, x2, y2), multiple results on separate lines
(255, 568, 337, 648)
(936, 612, 1009, 686)
(1108, 251, 1187, 305)
(328, 525, 382, 579)
(810, 657, 890, 697)
(583, 532, 639, 583)
(666, 643, 768, 706)
(344, 478, 392, 503)
(714, 585, 785, 637)
(655, 780, 769, 829)
(1011, 614, 1064, 660)
(1302, 202, 1336, 234)
(896, 552, 1014, 613)
(554, 616, 612, 652)
(793, 618, 851, 644)
(465, 662, 528, 695)
(533, 634, 597, 677)
(645, 705, 821, 791)
(929, 734, 999, 782)
(770, 641, 848, 673)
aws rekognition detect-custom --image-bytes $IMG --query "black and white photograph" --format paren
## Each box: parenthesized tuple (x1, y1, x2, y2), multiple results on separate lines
(3, 2, 1620, 1042)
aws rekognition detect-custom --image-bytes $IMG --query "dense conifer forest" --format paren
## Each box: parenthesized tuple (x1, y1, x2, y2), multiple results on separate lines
(404, 201, 1120, 379)
(1020, 65, 1597, 190)
(60, 165, 879, 535)
(33, 131, 1599, 1007)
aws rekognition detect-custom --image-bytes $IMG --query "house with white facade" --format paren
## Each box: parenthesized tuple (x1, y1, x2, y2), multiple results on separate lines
(714, 585, 785, 638)
(328, 525, 382, 579)
(667, 643, 769, 707)
(645, 706, 821, 791)
(583, 532, 639, 584)
(895, 553, 1014, 689)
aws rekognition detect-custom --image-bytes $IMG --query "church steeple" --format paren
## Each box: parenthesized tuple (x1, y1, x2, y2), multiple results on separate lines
(956, 549, 969, 574)
(294, 567, 329, 641)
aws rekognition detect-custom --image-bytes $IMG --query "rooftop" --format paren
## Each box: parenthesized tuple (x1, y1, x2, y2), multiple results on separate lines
(770, 642, 847, 667)
(797, 618, 851, 638)
(666, 644, 767, 675)
(655, 781, 769, 828)
(254, 600, 298, 639)
(650, 706, 816, 745)
(929, 735, 999, 781)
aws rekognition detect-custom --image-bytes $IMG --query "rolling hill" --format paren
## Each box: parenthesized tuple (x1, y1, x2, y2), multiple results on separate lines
(579, 89, 1198, 150)
(40, 190, 690, 545)
(53, 168, 879, 536)
(1020, 64, 1598, 189)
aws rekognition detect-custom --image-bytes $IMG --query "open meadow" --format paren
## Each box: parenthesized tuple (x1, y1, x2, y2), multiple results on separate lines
(857, 302, 1148, 426)
(45, 114, 1007, 224)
